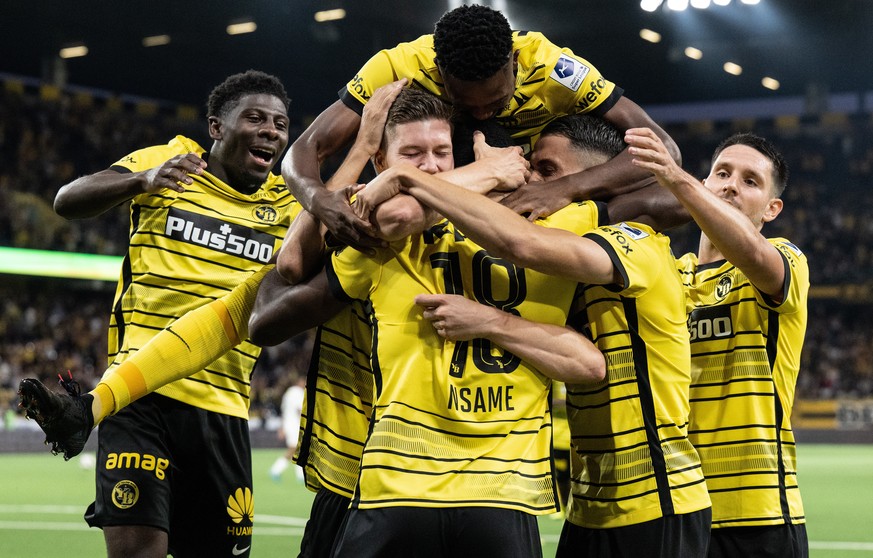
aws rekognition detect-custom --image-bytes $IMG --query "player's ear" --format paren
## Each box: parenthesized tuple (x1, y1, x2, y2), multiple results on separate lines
(762, 197, 783, 223)
(373, 150, 387, 173)
(208, 116, 222, 140)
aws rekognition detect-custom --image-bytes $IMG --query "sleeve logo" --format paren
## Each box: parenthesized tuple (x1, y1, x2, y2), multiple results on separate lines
(549, 54, 590, 92)
(616, 222, 649, 240)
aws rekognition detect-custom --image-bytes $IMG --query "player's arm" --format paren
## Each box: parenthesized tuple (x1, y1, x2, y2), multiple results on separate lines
(366, 164, 619, 285)
(626, 126, 785, 298)
(54, 154, 207, 218)
(276, 82, 404, 281)
(248, 266, 348, 347)
(356, 132, 530, 240)
(501, 97, 682, 220)
(415, 294, 605, 384)
(606, 183, 691, 230)
(282, 100, 383, 249)
(86, 264, 271, 424)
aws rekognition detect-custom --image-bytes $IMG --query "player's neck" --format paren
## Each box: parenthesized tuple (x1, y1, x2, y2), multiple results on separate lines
(697, 234, 725, 266)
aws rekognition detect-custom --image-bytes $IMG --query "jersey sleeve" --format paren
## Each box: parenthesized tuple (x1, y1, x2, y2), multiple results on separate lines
(522, 32, 622, 117)
(109, 136, 204, 173)
(325, 246, 384, 302)
(759, 238, 810, 313)
(538, 200, 608, 236)
(339, 35, 437, 114)
(583, 222, 661, 296)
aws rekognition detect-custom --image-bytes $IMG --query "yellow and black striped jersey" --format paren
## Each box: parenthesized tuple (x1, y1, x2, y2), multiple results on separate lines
(106, 135, 299, 419)
(295, 300, 375, 498)
(341, 31, 622, 154)
(567, 222, 711, 529)
(677, 238, 808, 528)
(325, 202, 605, 514)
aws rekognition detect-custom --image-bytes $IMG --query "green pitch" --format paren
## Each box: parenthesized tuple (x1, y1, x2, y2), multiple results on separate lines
(1, 444, 871, 557)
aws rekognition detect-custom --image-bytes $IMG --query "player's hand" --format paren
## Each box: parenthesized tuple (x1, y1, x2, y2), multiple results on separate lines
(356, 79, 407, 155)
(311, 186, 383, 251)
(414, 293, 501, 342)
(500, 180, 574, 221)
(472, 131, 530, 191)
(140, 154, 207, 194)
(625, 127, 689, 190)
(352, 166, 404, 222)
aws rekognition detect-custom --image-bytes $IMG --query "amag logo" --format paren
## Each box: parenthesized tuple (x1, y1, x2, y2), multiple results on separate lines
(165, 208, 275, 263)
(105, 452, 170, 480)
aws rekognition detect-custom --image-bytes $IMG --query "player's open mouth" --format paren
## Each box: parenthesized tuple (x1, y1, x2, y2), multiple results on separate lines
(249, 146, 275, 166)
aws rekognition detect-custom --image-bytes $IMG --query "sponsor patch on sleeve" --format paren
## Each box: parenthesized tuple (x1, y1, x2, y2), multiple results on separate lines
(549, 54, 590, 92)
(779, 241, 803, 256)
(616, 222, 649, 240)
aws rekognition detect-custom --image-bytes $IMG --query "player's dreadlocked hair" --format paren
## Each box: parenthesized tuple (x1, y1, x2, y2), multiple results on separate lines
(206, 70, 291, 118)
(382, 88, 454, 150)
(541, 114, 627, 162)
(433, 5, 513, 81)
(713, 132, 789, 196)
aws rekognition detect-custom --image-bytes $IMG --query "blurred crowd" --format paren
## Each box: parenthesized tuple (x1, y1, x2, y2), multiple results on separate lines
(1, 81, 872, 425)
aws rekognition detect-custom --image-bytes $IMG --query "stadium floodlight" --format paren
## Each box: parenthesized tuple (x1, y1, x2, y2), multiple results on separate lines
(723, 62, 743, 75)
(740, 0, 760, 4)
(227, 21, 257, 35)
(640, 29, 662, 43)
(640, 0, 664, 12)
(59, 45, 88, 59)
(314, 9, 346, 22)
(713, 0, 731, 5)
(690, 0, 711, 8)
(142, 35, 171, 47)
(667, 0, 690, 11)
(762, 77, 780, 90)
(685, 47, 703, 60)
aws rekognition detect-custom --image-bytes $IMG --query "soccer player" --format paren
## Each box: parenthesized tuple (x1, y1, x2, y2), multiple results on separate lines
(625, 128, 809, 557)
(284, 3, 683, 248)
(250, 91, 625, 558)
(354, 123, 714, 558)
(19, 84, 532, 558)
(21, 71, 296, 558)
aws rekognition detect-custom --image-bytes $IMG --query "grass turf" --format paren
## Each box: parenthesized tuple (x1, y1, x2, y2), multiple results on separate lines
(0, 444, 871, 557)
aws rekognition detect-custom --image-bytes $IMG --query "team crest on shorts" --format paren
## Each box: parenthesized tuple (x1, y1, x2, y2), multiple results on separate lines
(715, 274, 733, 301)
(111, 480, 139, 509)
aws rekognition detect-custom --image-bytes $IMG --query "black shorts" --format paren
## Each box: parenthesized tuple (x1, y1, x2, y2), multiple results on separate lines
(556, 507, 712, 558)
(332, 506, 542, 558)
(709, 523, 808, 558)
(84, 393, 253, 558)
(298, 489, 351, 558)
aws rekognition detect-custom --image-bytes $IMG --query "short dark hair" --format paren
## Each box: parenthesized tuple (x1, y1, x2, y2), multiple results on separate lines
(540, 115, 626, 161)
(382, 88, 453, 149)
(712, 132, 788, 196)
(206, 70, 291, 118)
(433, 5, 513, 81)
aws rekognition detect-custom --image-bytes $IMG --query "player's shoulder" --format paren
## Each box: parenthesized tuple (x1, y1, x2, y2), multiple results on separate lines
(769, 237, 807, 266)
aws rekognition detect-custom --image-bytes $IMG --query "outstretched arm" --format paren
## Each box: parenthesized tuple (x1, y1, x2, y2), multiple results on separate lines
(354, 131, 530, 240)
(500, 97, 681, 220)
(415, 294, 605, 384)
(282, 100, 381, 249)
(625, 127, 786, 298)
(54, 154, 207, 218)
(248, 267, 348, 347)
(363, 164, 617, 285)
